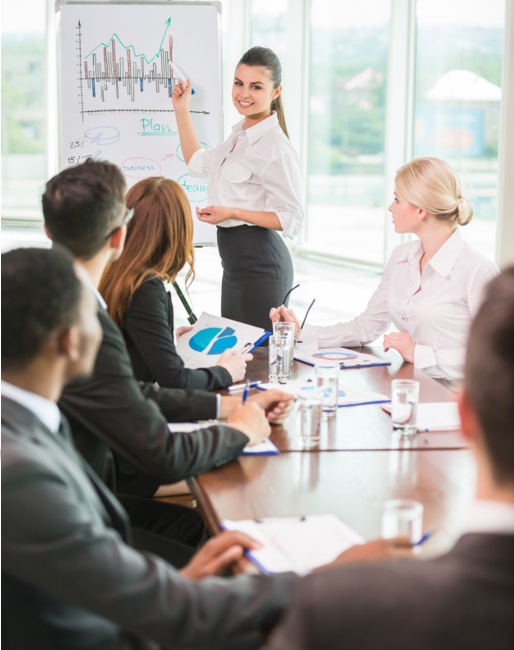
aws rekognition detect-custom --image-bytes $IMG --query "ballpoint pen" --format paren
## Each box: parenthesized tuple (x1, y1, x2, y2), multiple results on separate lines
(242, 383, 250, 404)
(413, 531, 432, 546)
(228, 381, 261, 392)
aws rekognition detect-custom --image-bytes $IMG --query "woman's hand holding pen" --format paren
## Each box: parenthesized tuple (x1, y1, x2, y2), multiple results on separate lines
(216, 349, 253, 383)
(269, 305, 301, 339)
(383, 332, 415, 363)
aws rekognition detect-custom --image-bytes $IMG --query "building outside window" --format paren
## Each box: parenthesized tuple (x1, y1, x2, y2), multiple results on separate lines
(413, 0, 505, 260)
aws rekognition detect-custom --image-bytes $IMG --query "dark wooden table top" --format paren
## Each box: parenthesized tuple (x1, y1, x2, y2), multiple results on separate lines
(192, 448, 475, 556)
(189, 347, 472, 558)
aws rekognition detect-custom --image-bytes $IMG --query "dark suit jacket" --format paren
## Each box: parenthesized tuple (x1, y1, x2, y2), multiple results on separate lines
(124, 277, 232, 390)
(1, 396, 296, 650)
(266, 532, 514, 650)
(59, 305, 248, 496)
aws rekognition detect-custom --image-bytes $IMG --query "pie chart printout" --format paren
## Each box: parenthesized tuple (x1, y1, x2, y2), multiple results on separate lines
(311, 351, 358, 361)
(189, 327, 238, 355)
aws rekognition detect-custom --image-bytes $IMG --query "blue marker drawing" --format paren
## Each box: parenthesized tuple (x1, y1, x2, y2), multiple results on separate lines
(84, 126, 120, 146)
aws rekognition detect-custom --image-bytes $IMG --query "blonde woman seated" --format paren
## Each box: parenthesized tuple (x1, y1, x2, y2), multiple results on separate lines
(100, 177, 250, 390)
(270, 157, 499, 384)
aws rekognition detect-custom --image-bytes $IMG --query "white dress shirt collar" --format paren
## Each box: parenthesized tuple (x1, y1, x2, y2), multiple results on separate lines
(231, 112, 280, 146)
(464, 500, 514, 535)
(1, 380, 61, 434)
(428, 228, 464, 278)
(401, 228, 464, 278)
(76, 264, 107, 309)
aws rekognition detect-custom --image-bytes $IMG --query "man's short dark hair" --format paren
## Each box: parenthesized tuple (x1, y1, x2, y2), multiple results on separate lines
(42, 159, 126, 260)
(465, 266, 514, 486)
(1, 247, 82, 371)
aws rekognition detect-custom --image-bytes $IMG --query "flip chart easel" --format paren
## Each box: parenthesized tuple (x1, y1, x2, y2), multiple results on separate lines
(56, 0, 222, 245)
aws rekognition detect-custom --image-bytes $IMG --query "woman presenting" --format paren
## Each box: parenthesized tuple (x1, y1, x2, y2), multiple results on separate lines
(172, 46, 303, 332)
(271, 157, 499, 384)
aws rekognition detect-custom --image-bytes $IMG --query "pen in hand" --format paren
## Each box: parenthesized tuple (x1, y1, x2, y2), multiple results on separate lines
(242, 381, 250, 404)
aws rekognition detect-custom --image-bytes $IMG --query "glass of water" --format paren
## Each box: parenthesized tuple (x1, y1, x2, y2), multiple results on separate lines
(297, 386, 323, 449)
(391, 379, 419, 436)
(381, 499, 423, 544)
(269, 335, 292, 382)
(273, 321, 296, 373)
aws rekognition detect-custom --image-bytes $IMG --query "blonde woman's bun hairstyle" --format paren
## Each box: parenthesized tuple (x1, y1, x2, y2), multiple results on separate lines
(395, 157, 473, 227)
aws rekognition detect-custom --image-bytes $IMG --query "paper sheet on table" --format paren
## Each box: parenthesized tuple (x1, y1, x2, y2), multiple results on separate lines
(167, 421, 278, 454)
(258, 380, 389, 407)
(381, 402, 460, 431)
(222, 514, 363, 575)
(293, 346, 390, 369)
(175, 312, 270, 369)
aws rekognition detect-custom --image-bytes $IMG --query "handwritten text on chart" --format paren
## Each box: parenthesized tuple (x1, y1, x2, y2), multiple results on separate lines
(177, 173, 207, 203)
(122, 157, 162, 178)
(138, 118, 177, 136)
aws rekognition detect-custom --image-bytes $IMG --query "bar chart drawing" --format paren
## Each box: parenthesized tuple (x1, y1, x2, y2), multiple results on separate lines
(59, 2, 222, 245)
(77, 18, 173, 102)
(77, 18, 188, 115)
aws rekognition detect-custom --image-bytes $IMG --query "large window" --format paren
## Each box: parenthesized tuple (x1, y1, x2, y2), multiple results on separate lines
(305, 0, 391, 266)
(250, 0, 287, 59)
(413, 0, 505, 260)
(1, 0, 509, 267)
(1, 0, 47, 219)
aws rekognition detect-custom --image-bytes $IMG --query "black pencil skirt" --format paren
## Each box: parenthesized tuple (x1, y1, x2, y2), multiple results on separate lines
(217, 225, 294, 332)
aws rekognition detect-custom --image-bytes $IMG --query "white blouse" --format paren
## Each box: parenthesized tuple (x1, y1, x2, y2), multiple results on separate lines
(300, 229, 499, 382)
(187, 113, 303, 239)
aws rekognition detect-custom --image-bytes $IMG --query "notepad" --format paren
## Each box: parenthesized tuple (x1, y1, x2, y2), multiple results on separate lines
(240, 439, 279, 455)
(381, 402, 460, 432)
(167, 421, 279, 455)
(221, 514, 363, 575)
(258, 380, 389, 407)
(294, 347, 390, 369)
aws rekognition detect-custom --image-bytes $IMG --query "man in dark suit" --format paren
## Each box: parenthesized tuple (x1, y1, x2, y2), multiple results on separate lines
(266, 268, 514, 650)
(41, 160, 293, 565)
(2, 247, 406, 649)
(1, 246, 297, 649)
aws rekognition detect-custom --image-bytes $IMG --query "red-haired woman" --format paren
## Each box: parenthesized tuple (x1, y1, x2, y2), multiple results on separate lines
(100, 177, 249, 390)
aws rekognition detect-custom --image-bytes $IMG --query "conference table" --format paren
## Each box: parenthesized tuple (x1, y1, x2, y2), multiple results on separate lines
(188, 348, 476, 560)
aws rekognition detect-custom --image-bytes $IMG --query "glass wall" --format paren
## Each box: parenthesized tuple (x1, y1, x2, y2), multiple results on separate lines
(413, 0, 505, 260)
(305, 0, 391, 266)
(1, 0, 47, 219)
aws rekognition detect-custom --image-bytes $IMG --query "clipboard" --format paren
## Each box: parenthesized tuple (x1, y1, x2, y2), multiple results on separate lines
(293, 347, 390, 369)
(221, 514, 364, 575)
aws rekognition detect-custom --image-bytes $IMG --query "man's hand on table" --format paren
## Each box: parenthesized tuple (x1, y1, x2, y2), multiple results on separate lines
(220, 389, 294, 426)
(180, 531, 261, 580)
(315, 537, 416, 572)
(247, 389, 294, 424)
(227, 401, 271, 445)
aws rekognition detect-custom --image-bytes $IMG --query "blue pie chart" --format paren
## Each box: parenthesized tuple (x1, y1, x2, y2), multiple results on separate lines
(189, 326, 238, 355)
